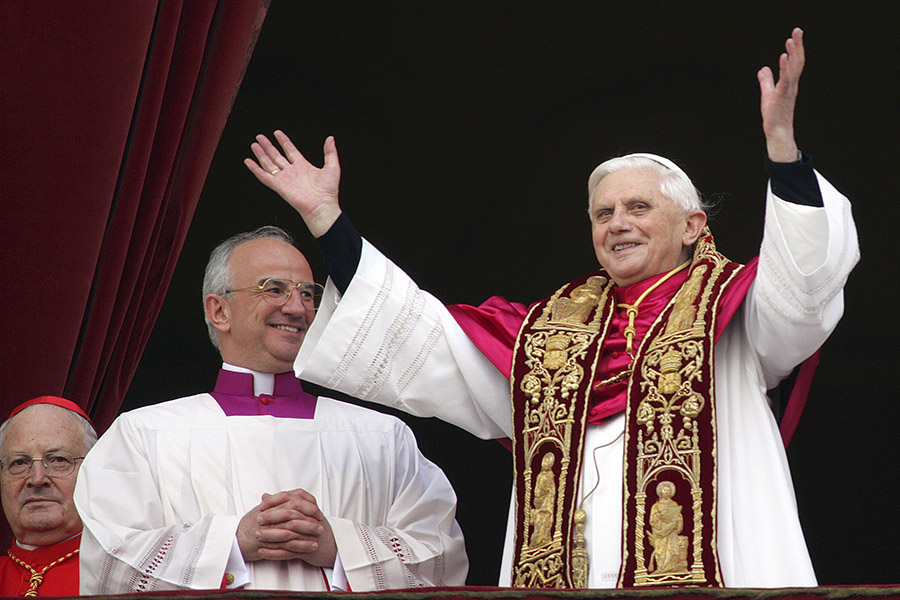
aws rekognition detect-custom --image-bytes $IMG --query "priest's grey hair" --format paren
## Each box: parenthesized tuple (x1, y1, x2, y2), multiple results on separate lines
(0, 405, 97, 455)
(587, 153, 709, 215)
(202, 226, 296, 350)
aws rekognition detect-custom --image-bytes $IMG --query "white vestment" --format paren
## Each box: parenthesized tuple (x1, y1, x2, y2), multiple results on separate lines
(75, 394, 467, 592)
(295, 171, 858, 588)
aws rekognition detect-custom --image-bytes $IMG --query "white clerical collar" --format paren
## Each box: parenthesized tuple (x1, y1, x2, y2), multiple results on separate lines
(222, 363, 274, 397)
(15, 532, 81, 550)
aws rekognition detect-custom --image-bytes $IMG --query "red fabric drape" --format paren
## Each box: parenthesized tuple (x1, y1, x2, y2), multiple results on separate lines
(0, 0, 269, 548)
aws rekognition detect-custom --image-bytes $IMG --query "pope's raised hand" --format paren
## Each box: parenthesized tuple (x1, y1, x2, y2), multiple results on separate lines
(245, 130, 343, 237)
(757, 27, 805, 162)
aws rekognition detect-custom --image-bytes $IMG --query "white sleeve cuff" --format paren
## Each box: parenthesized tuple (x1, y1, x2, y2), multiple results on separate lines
(225, 537, 251, 588)
(323, 551, 348, 591)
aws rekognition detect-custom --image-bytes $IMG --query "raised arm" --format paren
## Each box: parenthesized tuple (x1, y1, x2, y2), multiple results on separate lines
(758, 27, 805, 162)
(245, 131, 342, 237)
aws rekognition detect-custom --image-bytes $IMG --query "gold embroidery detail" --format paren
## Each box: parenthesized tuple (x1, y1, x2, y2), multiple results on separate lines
(631, 244, 730, 586)
(513, 276, 613, 588)
(543, 334, 570, 370)
(665, 265, 707, 335)
(657, 348, 683, 394)
(530, 453, 557, 547)
(647, 481, 689, 574)
(571, 508, 589, 588)
(548, 276, 607, 328)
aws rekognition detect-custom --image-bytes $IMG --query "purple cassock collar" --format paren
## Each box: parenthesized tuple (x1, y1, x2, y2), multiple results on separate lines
(211, 369, 317, 418)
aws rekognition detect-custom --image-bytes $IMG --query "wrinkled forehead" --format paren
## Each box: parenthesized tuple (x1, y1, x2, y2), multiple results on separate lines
(230, 238, 314, 284)
(1, 405, 86, 454)
(588, 165, 671, 207)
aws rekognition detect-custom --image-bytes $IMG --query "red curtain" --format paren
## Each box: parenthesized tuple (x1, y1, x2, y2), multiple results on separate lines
(0, 0, 269, 547)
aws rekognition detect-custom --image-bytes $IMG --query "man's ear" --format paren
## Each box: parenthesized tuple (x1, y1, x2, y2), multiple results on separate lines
(204, 294, 231, 335)
(682, 209, 708, 247)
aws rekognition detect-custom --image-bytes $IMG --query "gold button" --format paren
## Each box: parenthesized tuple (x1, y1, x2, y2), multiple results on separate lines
(224, 573, 235, 585)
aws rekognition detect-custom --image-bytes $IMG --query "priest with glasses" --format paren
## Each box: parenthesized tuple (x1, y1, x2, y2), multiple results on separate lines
(75, 226, 467, 592)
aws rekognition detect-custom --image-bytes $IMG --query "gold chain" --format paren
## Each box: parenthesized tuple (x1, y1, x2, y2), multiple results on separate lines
(594, 259, 692, 389)
(616, 259, 691, 356)
(6, 548, 79, 596)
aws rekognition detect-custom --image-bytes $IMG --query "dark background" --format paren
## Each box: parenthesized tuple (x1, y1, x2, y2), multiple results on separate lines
(125, 2, 899, 585)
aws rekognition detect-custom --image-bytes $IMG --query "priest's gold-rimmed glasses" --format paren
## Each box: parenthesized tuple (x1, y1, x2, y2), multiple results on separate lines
(0, 452, 85, 478)
(225, 278, 325, 309)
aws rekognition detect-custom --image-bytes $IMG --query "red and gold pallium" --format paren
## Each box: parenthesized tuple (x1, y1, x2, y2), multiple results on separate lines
(510, 228, 744, 589)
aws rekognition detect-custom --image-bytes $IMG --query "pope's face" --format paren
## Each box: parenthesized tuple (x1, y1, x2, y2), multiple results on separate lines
(0, 405, 87, 546)
(590, 167, 705, 287)
(215, 238, 317, 373)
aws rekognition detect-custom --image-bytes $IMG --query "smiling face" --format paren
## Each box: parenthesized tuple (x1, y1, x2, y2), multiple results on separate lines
(0, 405, 87, 545)
(589, 166, 706, 287)
(206, 237, 317, 374)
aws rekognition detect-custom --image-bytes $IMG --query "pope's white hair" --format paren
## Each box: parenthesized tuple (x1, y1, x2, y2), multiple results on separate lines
(587, 153, 708, 214)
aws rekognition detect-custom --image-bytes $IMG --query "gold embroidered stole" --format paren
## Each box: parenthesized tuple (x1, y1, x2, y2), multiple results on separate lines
(619, 230, 741, 587)
(510, 274, 616, 588)
(509, 229, 743, 588)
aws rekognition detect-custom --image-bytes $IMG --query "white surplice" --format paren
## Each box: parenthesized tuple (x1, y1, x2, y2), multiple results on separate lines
(294, 170, 858, 588)
(75, 394, 467, 593)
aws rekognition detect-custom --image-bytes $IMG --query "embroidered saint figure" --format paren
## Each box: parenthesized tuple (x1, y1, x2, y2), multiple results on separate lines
(550, 276, 606, 326)
(529, 453, 557, 547)
(665, 265, 707, 335)
(647, 481, 689, 574)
